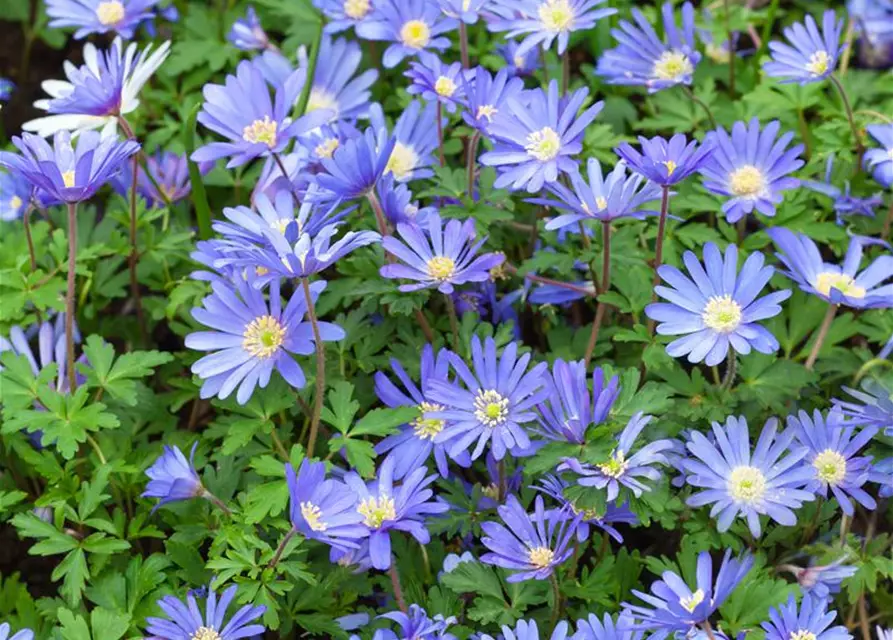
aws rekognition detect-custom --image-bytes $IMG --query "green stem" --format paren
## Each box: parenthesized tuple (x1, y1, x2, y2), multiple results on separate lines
(436, 102, 446, 167)
(549, 573, 561, 632)
(444, 293, 460, 351)
(65, 202, 78, 393)
(723, 0, 735, 96)
(829, 74, 865, 166)
(805, 304, 838, 370)
(85, 435, 106, 465)
(203, 490, 233, 517)
(118, 117, 147, 343)
(302, 278, 326, 459)
(648, 186, 671, 335)
(561, 49, 569, 95)
(682, 85, 717, 129)
(584, 221, 611, 367)
(24, 205, 38, 274)
(720, 352, 737, 391)
(466, 131, 481, 201)
(754, 0, 781, 74)
(294, 19, 324, 118)
(267, 526, 297, 568)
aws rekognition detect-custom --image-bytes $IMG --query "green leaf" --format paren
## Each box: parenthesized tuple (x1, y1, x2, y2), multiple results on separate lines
(320, 381, 360, 434)
(55, 548, 90, 606)
(58, 608, 91, 640)
(440, 559, 505, 601)
(351, 406, 418, 437)
(11, 513, 79, 555)
(90, 608, 131, 640)
(81, 336, 173, 406)
(183, 102, 213, 239)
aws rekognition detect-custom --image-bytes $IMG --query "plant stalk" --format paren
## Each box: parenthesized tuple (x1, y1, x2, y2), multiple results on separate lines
(829, 74, 865, 167)
(302, 278, 326, 459)
(648, 186, 672, 334)
(458, 22, 470, 68)
(267, 526, 297, 568)
(805, 304, 838, 370)
(444, 293, 460, 351)
(584, 221, 612, 366)
(388, 561, 409, 613)
(65, 203, 78, 392)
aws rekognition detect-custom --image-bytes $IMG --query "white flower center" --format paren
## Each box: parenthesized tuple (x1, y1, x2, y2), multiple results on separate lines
(242, 116, 278, 147)
(538, 0, 574, 32)
(513, 55, 526, 69)
(680, 589, 705, 613)
(427, 256, 456, 282)
(806, 50, 830, 76)
(191, 628, 221, 640)
(413, 401, 445, 440)
(315, 138, 340, 159)
(476, 104, 498, 121)
(528, 546, 555, 568)
(270, 218, 294, 234)
(62, 171, 76, 188)
(702, 295, 743, 333)
(10, 195, 23, 211)
(598, 450, 628, 479)
(386, 142, 419, 180)
(652, 50, 694, 81)
(401, 19, 431, 49)
(307, 88, 339, 119)
(887, 147, 893, 162)
(96, 0, 125, 25)
(729, 165, 766, 198)
(343, 0, 371, 19)
(358, 495, 397, 528)
(301, 501, 327, 531)
(434, 76, 457, 98)
(525, 127, 561, 162)
(473, 389, 509, 427)
(728, 465, 768, 505)
(790, 631, 817, 640)
(815, 272, 866, 299)
(595, 196, 608, 210)
(242, 315, 286, 359)
(706, 43, 731, 64)
(813, 449, 847, 486)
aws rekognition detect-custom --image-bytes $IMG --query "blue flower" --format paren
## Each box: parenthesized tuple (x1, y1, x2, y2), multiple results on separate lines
(482, 619, 570, 640)
(779, 555, 857, 602)
(317, 128, 396, 199)
(228, 6, 273, 51)
(0, 170, 32, 221)
(481, 80, 604, 192)
(615, 134, 715, 186)
(461, 66, 525, 135)
(0, 131, 139, 204)
(763, 11, 845, 84)
(45, 0, 161, 39)
(343, 456, 449, 570)
(682, 416, 815, 537)
(768, 229, 893, 309)
(1, 317, 83, 396)
(376, 173, 436, 226)
(441, 551, 475, 574)
(480, 495, 577, 582)
(0, 623, 33, 640)
(536, 361, 619, 445)
(145, 584, 265, 640)
(865, 124, 893, 187)
(381, 213, 504, 293)
(438, 0, 488, 23)
(789, 409, 878, 516)
(314, 0, 380, 35)
(645, 242, 790, 366)
(834, 379, 893, 436)
(803, 155, 884, 224)
(427, 336, 549, 461)
(185, 278, 345, 404)
(286, 459, 367, 551)
(573, 612, 643, 640)
(488, 0, 615, 57)
(375, 605, 457, 640)
(406, 53, 471, 113)
(142, 443, 204, 510)
(497, 39, 541, 77)
(699, 119, 805, 223)
(0, 78, 16, 102)
(535, 474, 638, 544)
(622, 550, 753, 640)
(372, 101, 441, 182)
(871, 458, 893, 498)
(113, 151, 209, 208)
(298, 122, 360, 167)
(762, 595, 852, 640)
(357, 0, 456, 68)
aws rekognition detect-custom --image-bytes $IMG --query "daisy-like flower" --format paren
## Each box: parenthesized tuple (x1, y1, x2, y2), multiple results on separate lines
(113, 151, 208, 208)
(191, 61, 329, 168)
(645, 242, 791, 366)
(762, 595, 852, 640)
(481, 80, 604, 193)
(768, 229, 893, 309)
(536, 361, 619, 445)
(317, 128, 396, 199)
(371, 101, 441, 182)
(357, 0, 456, 68)
(314, 0, 379, 35)
(380, 213, 505, 293)
(427, 335, 549, 461)
(482, 620, 570, 640)
(536, 157, 662, 230)
(834, 379, 893, 435)
(45, 0, 160, 39)
(343, 456, 449, 570)
(480, 495, 577, 582)
(375, 605, 458, 640)
(0, 170, 32, 221)
(405, 53, 471, 113)
(0, 131, 139, 204)
(763, 10, 845, 84)
(376, 173, 436, 226)
(622, 550, 753, 640)
(560, 413, 674, 501)
(0, 624, 33, 640)
(461, 66, 525, 135)
(286, 459, 366, 551)
(597, 2, 701, 92)
(142, 443, 205, 511)
(498, 39, 541, 76)
(228, 6, 274, 51)
(535, 475, 638, 543)
(298, 122, 359, 167)
(145, 584, 265, 640)
(185, 278, 345, 404)
(880, 629, 893, 640)
(778, 555, 857, 602)
(864, 123, 893, 187)
(789, 409, 878, 515)
(488, 0, 616, 57)
(699, 119, 805, 223)
(438, 0, 488, 23)
(682, 416, 815, 537)
(803, 155, 884, 225)
(574, 612, 643, 640)
(615, 134, 715, 187)
(374, 345, 469, 478)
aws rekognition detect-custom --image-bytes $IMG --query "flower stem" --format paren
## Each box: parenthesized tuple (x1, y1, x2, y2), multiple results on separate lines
(497, 458, 507, 502)
(388, 560, 409, 613)
(805, 304, 838, 370)
(561, 49, 569, 96)
(302, 277, 326, 459)
(503, 263, 596, 298)
(584, 221, 612, 367)
(117, 117, 147, 343)
(366, 191, 390, 236)
(65, 202, 78, 393)
(85, 434, 106, 465)
(549, 573, 561, 631)
(648, 186, 672, 334)
(458, 22, 470, 69)
(444, 293, 460, 351)
(203, 490, 233, 517)
(723, 0, 735, 96)
(702, 621, 718, 640)
(829, 74, 865, 167)
(466, 131, 481, 201)
(720, 352, 737, 391)
(883, 197, 893, 240)
(682, 85, 717, 129)
(294, 20, 323, 118)
(267, 525, 297, 569)
(24, 205, 38, 274)
(436, 102, 446, 167)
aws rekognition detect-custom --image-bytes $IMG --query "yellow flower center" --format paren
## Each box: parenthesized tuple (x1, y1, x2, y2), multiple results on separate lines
(434, 76, 457, 98)
(570, 501, 603, 520)
(191, 628, 221, 640)
(815, 272, 866, 299)
(701, 295, 743, 333)
(806, 50, 830, 76)
(514, 55, 526, 69)
(813, 449, 847, 486)
(476, 104, 498, 121)
(270, 218, 295, 234)
(242, 315, 286, 359)
(528, 546, 555, 568)
(427, 256, 456, 281)
(386, 142, 419, 180)
(343, 0, 371, 19)
(481, 483, 500, 499)
(680, 589, 705, 613)
(473, 389, 509, 427)
(315, 138, 340, 159)
(595, 196, 608, 210)
(663, 160, 677, 177)
(301, 501, 327, 531)
(525, 127, 561, 162)
(538, 0, 574, 32)
(9, 195, 23, 211)
(706, 43, 731, 64)
(96, 0, 125, 25)
(728, 465, 767, 504)
(413, 401, 445, 440)
(463, 0, 472, 9)
(242, 116, 278, 148)
(653, 50, 694, 81)
(62, 171, 76, 188)
(598, 450, 629, 479)
(790, 631, 817, 640)
(729, 165, 766, 198)
(358, 495, 397, 528)
(401, 20, 431, 49)
(307, 88, 339, 119)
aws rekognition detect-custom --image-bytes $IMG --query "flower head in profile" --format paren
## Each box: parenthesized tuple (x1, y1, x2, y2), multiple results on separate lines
(574, 612, 643, 640)
(426, 336, 549, 461)
(0, 624, 33, 640)
(763, 10, 845, 84)
(833, 379, 893, 436)
(376, 173, 436, 226)
(615, 134, 714, 187)
(315, 0, 380, 35)
(46, 0, 161, 39)
(536, 361, 619, 444)
(461, 66, 525, 135)
(645, 242, 790, 366)
(535, 475, 638, 544)
(286, 459, 366, 551)
(0, 170, 32, 221)
(480, 495, 577, 582)
(317, 128, 396, 199)
(481, 80, 604, 192)
(438, 0, 487, 23)
(803, 155, 884, 225)
(789, 409, 878, 515)
(375, 605, 457, 640)
(0, 131, 139, 204)
(778, 555, 857, 602)
(622, 550, 753, 640)
(498, 39, 541, 76)
(298, 122, 360, 168)
(864, 123, 893, 187)
(482, 619, 570, 640)
(871, 458, 893, 498)
(142, 443, 205, 511)
(372, 101, 441, 182)
(185, 278, 345, 404)
(380, 213, 504, 294)
(597, 2, 701, 92)
(406, 53, 470, 113)
(228, 6, 274, 51)
(699, 119, 805, 223)
(0, 317, 84, 399)
(682, 416, 814, 537)
(768, 229, 893, 309)
(762, 595, 852, 640)
(488, 0, 616, 57)
(113, 151, 208, 208)
(145, 584, 266, 640)
(357, 0, 456, 68)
